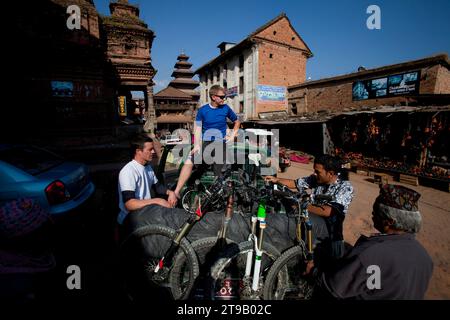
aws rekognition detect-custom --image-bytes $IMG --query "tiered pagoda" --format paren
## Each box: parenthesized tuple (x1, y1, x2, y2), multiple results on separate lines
(169, 53, 200, 101)
(154, 52, 199, 132)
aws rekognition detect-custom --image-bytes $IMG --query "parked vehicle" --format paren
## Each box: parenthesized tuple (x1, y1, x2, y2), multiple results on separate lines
(0, 144, 95, 217)
(155, 129, 278, 189)
(159, 134, 182, 146)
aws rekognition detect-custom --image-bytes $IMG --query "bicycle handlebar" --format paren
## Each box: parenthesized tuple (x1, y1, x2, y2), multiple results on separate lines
(273, 188, 293, 198)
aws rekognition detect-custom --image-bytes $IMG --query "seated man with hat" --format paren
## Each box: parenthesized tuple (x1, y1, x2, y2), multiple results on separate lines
(309, 184, 433, 300)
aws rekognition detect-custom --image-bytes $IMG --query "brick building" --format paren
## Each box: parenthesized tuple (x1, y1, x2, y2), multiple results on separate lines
(288, 54, 450, 115)
(281, 54, 450, 189)
(8, 0, 112, 138)
(195, 13, 312, 120)
(7, 0, 156, 143)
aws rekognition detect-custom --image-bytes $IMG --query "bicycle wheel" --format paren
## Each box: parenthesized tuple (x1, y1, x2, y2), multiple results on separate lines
(263, 245, 314, 300)
(119, 224, 199, 300)
(207, 240, 281, 300)
(172, 236, 237, 299)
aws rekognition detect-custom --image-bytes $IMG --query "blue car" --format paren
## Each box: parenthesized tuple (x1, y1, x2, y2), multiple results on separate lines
(0, 144, 95, 217)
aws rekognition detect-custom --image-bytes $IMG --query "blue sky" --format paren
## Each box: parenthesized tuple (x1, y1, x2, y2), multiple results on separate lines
(94, 0, 450, 96)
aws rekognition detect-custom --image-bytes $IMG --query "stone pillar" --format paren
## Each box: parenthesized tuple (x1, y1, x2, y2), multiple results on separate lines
(143, 85, 156, 137)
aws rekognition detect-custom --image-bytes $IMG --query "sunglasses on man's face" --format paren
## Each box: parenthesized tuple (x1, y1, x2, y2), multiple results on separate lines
(215, 95, 227, 99)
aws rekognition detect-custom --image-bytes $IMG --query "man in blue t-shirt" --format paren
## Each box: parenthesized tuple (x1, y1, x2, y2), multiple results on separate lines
(174, 85, 240, 199)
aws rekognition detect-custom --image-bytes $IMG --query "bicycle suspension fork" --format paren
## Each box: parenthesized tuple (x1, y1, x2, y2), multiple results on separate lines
(154, 194, 205, 273)
(305, 217, 314, 261)
(251, 200, 267, 291)
(245, 215, 258, 277)
(218, 180, 234, 240)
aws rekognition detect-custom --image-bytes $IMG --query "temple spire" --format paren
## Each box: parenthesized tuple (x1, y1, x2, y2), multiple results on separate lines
(169, 52, 199, 100)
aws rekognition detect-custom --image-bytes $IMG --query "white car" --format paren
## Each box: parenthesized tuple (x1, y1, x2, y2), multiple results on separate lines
(159, 134, 182, 145)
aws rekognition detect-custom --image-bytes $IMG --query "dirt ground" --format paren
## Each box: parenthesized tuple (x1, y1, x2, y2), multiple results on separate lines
(278, 161, 450, 300)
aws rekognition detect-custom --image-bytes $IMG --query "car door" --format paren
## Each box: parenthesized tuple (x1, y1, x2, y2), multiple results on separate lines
(155, 144, 190, 190)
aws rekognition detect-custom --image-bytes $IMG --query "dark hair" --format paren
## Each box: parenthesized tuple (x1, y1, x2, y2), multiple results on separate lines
(314, 154, 349, 180)
(130, 134, 153, 158)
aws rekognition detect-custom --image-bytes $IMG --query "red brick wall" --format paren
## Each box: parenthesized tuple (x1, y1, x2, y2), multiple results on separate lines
(290, 84, 413, 114)
(255, 17, 309, 52)
(256, 18, 309, 114)
(419, 64, 440, 94)
(288, 64, 449, 114)
(435, 65, 450, 94)
(258, 42, 307, 86)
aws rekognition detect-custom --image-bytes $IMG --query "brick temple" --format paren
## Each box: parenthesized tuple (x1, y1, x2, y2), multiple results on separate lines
(8, 0, 157, 143)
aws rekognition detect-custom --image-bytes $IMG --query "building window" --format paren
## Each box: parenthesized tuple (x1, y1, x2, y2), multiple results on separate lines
(239, 101, 244, 113)
(239, 55, 244, 70)
(223, 79, 227, 89)
(291, 37, 295, 41)
(269, 53, 273, 59)
(290, 103, 297, 115)
(273, 31, 277, 35)
(206, 89, 208, 99)
(239, 76, 244, 94)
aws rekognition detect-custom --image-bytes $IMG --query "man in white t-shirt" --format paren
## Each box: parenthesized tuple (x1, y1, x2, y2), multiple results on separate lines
(117, 136, 177, 226)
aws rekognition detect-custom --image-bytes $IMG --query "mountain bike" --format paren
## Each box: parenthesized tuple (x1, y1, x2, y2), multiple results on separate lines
(173, 168, 266, 299)
(206, 180, 287, 300)
(262, 189, 333, 300)
(119, 170, 232, 300)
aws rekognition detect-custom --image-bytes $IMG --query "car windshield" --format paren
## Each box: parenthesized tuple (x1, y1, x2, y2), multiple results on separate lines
(0, 146, 64, 176)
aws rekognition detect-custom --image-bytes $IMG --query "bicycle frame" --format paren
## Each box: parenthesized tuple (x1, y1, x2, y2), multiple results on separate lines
(242, 199, 268, 292)
(154, 171, 236, 274)
(217, 180, 234, 240)
(244, 186, 315, 295)
(228, 177, 282, 296)
(295, 194, 314, 261)
(260, 190, 336, 300)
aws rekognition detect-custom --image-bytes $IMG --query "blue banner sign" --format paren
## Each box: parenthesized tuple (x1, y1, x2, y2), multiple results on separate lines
(256, 85, 286, 104)
(352, 71, 420, 101)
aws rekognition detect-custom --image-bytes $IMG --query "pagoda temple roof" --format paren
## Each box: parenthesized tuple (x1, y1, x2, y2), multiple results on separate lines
(172, 68, 194, 73)
(175, 61, 193, 67)
(165, 51, 199, 93)
(177, 54, 189, 60)
(154, 86, 192, 99)
(169, 78, 199, 85)
(171, 70, 195, 78)
(180, 89, 200, 97)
